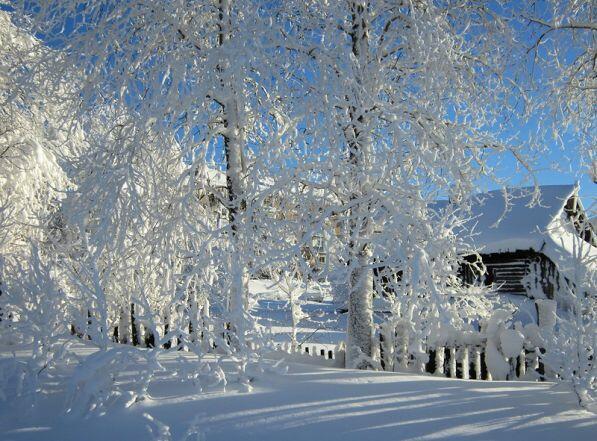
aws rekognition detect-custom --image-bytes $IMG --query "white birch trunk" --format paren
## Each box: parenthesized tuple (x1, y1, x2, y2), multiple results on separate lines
(345, 0, 374, 370)
(347, 243, 374, 368)
(218, 0, 249, 345)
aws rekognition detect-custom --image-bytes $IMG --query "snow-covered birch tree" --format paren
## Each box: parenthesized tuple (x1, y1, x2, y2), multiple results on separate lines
(279, 0, 535, 368)
(8, 0, 294, 359)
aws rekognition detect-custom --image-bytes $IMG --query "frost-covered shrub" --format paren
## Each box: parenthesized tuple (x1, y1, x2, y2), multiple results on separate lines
(542, 221, 596, 408)
(0, 245, 74, 408)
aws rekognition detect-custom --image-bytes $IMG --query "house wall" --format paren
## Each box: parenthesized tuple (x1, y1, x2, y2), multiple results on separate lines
(460, 250, 560, 299)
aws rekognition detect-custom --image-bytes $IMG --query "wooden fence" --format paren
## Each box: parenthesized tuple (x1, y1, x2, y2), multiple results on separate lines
(423, 345, 545, 380)
(379, 335, 547, 381)
(277, 337, 546, 381)
(275, 341, 345, 367)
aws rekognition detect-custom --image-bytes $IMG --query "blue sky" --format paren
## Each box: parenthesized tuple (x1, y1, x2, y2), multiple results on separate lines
(487, 150, 595, 203)
(477, 0, 595, 205)
(529, 155, 594, 203)
(4, 2, 594, 207)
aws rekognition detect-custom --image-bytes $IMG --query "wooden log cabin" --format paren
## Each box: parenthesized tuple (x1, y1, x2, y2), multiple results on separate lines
(451, 184, 595, 304)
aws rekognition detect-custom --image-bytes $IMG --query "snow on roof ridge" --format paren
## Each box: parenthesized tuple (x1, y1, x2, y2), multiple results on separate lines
(439, 183, 583, 256)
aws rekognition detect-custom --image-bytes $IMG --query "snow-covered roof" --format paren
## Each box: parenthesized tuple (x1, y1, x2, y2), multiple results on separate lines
(434, 185, 596, 268)
(459, 185, 576, 253)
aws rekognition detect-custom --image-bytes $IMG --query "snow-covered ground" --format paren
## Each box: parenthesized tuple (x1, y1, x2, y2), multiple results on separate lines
(1, 342, 595, 441)
(253, 298, 346, 345)
(1, 281, 594, 440)
(251, 279, 347, 346)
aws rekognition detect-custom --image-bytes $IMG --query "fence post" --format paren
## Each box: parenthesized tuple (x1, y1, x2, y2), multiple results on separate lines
(518, 349, 526, 378)
(474, 347, 482, 380)
(336, 342, 346, 368)
(399, 341, 409, 370)
(537, 347, 546, 381)
(508, 356, 517, 380)
(435, 346, 445, 376)
(460, 346, 469, 380)
(379, 325, 394, 372)
(449, 347, 457, 378)
(528, 347, 539, 377)
(416, 343, 427, 373)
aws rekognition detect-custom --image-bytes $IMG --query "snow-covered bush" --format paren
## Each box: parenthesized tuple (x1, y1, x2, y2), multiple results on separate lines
(541, 212, 596, 409)
(0, 11, 78, 407)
